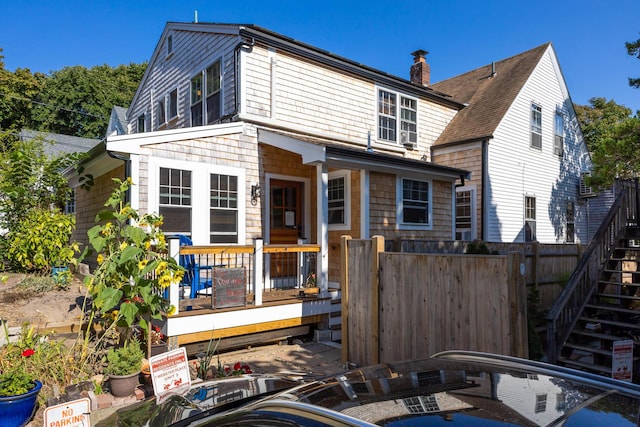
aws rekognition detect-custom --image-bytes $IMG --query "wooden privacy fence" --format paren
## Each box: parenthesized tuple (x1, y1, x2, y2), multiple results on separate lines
(341, 235, 528, 367)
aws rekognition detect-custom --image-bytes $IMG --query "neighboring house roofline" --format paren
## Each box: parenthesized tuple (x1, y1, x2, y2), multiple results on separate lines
(19, 129, 101, 157)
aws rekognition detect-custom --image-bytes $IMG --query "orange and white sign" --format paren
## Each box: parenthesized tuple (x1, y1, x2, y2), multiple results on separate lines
(149, 347, 191, 403)
(44, 398, 91, 427)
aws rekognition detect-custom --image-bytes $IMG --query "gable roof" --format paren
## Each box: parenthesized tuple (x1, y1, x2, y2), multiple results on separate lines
(19, 129, 101, 157)
(106, 106, 128, 137)
(430, 43, 551, 147)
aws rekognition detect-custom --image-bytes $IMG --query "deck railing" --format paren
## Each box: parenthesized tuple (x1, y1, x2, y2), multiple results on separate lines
(166, 238, 320, 313)
(546, 180, 638, 363)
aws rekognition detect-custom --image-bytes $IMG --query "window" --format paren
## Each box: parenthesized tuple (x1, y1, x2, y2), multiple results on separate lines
(566, 200, 575, 243)
(554, 112, 564, 156)
(328, 171, 351, 229)
(535, 394, 547, 413)
(64, 187, 76, 214)
(166, 34, 173, 56)
(191, 74, 203, 126)
(137, 114, 145, 133)
(159, 168, 192, 235)
(531, 103, 542, 149)
(525, 196, 536, 242)
(456, 190, 472, 240)
(378, 89, 417, 145)
(168, 88, 178, 121)
(210, 174, 238, 243)
(206, 61, 221, 124)
(400, 178, 430, 226)
(157, 98, 165, 128)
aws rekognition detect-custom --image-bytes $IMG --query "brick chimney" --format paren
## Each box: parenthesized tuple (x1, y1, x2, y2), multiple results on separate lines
(410, 49, 430, 87)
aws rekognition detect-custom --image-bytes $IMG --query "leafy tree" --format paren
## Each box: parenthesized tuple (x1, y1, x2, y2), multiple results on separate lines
(627, 35, 640, 89)
(576, 97, 640, 188)
(30, 63, 146, 138)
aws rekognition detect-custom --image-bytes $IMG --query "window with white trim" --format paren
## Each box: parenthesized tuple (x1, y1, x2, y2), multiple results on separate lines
(566, 200, 575, 243)
(137, 114, 145, 133)
(156, 98, 165, 128)
(377, 88, 417, 145)
(190, 73, 203, 126)
(398, 178, 431, 227)
(168, 88, 178, 121)
(554, 112, 564, 156)
(159, 167, 192, 236)
(531, 103, 542, 149)
(210, 174, 238, 243)
(166, 34, 173, 57)
(525, 195, 536, 242)
(64, 187, 76, 214)
(206, 61, 221, 124)
(328, 170, 351, 230)
(535, 394, 547, 413)
(456, 190, 472, 240)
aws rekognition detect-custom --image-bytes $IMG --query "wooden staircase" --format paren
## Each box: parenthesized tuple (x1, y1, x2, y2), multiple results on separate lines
(547, 180, 640, 380)
(556, 228, 640, 377)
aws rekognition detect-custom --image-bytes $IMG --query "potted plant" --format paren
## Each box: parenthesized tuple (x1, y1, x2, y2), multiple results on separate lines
(303, 272, 319, 295)
(104, 340, 145, 397)
(0, 370, 42, 427)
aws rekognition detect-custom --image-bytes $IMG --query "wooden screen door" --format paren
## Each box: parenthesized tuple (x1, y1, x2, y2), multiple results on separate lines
(270, 179, 303, 280)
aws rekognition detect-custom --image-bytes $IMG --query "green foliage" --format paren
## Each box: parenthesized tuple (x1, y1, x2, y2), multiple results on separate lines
(103, 341, 145, 376)
(465, 241, 499, 255)
(0, 371, 35, 396)
(5, 208, 79, 274)
(18, 275, 65, 293)
(575, 98, 640, 188)
(627, 35, 640, 89)
(0, 324, 91, 402)
(84, 178, 183, 346)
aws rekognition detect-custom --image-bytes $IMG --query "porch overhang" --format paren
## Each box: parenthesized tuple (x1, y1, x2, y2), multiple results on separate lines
(258, 128, 470, 182)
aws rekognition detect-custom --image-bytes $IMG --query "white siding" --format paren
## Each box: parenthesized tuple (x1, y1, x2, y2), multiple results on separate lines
(486, 47, 591, 244)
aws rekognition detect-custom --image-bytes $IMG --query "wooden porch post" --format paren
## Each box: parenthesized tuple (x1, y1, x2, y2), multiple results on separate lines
(254, 238, 264, 306)
(341, 235, 351, 364)
(317, 163, 329, 293)
(168, 236, 181, 315)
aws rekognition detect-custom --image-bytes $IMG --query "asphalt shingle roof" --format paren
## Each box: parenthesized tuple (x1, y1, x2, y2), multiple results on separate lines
(431, 43, 550, 146)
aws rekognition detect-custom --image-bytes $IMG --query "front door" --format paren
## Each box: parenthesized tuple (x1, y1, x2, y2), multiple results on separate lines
(269, 179, 303, 283)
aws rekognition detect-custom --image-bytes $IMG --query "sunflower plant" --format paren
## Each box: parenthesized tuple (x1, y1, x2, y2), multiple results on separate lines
(84, 178, 183, 346)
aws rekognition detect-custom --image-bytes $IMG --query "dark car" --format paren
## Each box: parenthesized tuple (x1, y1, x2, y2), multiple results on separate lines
(97, 350, 640, 426)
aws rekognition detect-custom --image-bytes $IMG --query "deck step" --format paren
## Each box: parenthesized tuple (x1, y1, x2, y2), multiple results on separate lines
(598, 280, 640, 288)
(557, 356, 612, 375)
(579, 316, 640, 330)
(592, 293, 640, 302)
(563, 342, 612, 357)
(570, 329, 632, 342)
(584, 303, 640, 317)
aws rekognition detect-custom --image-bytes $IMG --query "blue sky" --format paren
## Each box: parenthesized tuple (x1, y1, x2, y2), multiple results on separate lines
(1, 0, 638, 113)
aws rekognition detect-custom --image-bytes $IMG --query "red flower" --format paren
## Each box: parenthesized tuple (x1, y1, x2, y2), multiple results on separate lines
(233, 362, 241, 371)
(22, 349, 35, 357)
(243, 365, 252, 374)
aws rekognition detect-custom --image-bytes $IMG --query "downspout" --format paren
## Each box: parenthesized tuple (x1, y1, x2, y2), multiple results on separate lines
(220, 35, 255, 122)
(107, 150, 131, 205)
(482, 139, 488, 241)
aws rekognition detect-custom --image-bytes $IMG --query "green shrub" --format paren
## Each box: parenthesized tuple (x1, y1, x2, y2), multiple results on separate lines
(104, 341, 145, 376)
(5, 208, 79, 275)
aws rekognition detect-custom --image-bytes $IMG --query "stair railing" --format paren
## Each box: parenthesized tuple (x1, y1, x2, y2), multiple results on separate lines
(546, 181, 637, 363)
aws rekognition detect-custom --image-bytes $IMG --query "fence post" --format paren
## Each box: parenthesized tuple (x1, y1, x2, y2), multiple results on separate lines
(341, 235, 352, 364)
(167, 236, 181, 315)
(508, 251, 528, 358)
(254, 238, 264, 306)
(371, 236, 384, 365)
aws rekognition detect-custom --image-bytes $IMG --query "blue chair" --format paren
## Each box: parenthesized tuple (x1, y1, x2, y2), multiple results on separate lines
(176, 235, 213, 299)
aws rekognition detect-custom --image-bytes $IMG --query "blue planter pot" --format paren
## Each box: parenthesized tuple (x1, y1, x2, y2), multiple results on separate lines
(52, 266, 69, 285)
(0, 380, 42, 427)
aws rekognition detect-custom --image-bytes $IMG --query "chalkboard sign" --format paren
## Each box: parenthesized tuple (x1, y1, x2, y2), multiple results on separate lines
(212, 267, 246, 309)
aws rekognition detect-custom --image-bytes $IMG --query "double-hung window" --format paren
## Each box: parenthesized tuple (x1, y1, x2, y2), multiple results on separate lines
(190, 73, 203, 126)
(159, 167, 192, 236)
(554, 112, 564, 156)
(328, 171, 350, 230)
(525, 196, 536, 242)
(455, 190, 472, 240)
(157, 98, 165, 128)
(378, 88, 417, 145)
(167, 88, 178, 121)
(210, 174, 238, 243)
(399, 178, 431, 227)
(531, 103, 542, 149)
(137, 114, 146, 133)
(206, 61, 221, 124)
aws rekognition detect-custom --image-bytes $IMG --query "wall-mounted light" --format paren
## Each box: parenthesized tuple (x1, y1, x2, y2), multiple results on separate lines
(251, 184, 261, 206)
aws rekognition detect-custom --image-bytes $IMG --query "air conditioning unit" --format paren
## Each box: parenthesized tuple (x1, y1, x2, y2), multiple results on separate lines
(578, 174, 595, 198)
(401, 131, 417, 150)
